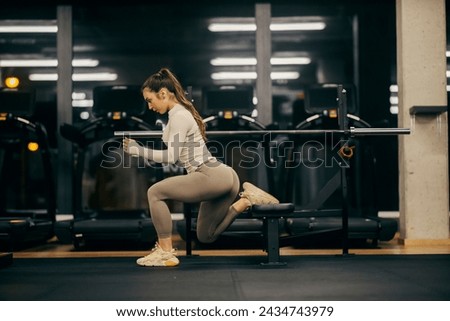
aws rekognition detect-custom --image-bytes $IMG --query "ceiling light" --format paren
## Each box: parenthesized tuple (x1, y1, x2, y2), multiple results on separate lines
(29, 72, 118, 81)
(29, 73, 58, 81)
(0, 60, 57, 67)
(79, 111, 91, 119)
(270, 22, 326, 31)
(0, 59, 99, 67)
(210, 58, 257, 66)
(211, 72, 257, 80)
(389, 85, 398, 93)
(208, 23, 256, 32)
(211, 71, 299, 80)
(208, 21, 325, 32)
(270, 72, 300, 80)
(210, 57, 310, 66)
(72, 92, 87, 100)
(390, 106, 398, 114)
(271, 57, 311, 65)
(72, 59, 100, 67)
(4, 76, 20, 88)
(0, 26, 57, 33)
(72, 100, 94, 107)
(389, 96, 399, 105)
(73, 73, 117, 81)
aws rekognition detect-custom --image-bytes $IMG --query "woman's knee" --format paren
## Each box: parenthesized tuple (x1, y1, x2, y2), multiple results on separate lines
(197, 225, 217, 243)
(147, 184, 162, 201)
(196, 231, 215, 244)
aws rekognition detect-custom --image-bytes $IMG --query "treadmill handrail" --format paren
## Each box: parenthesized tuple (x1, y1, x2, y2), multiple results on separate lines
(61, 115, 159, 147)
(0, 114, 56, 222)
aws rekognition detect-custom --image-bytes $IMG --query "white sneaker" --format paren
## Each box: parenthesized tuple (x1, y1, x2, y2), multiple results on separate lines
(240, 182, 280, 205)
(136, 243, 179, 267)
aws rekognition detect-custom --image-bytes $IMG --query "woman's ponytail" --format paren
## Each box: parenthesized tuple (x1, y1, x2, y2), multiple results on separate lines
(142, 68, 207, 141)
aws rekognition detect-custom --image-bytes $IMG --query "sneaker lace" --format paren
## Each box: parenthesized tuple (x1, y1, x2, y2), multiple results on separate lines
(151, 242, 177, 255)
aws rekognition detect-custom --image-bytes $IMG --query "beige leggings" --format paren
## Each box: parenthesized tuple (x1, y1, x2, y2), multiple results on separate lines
(147, 161, 240, 243)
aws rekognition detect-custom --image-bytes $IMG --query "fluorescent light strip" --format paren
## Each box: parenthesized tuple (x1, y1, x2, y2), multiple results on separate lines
(73, 59, 100, 67)
(208, 23, 256, 32)
(389, 96, 399, 105)
(390, 85, 398, 92)
(0, 26, 58, 33)
(390, 106, 398, 114)
(29, 74, 57, 81)
(212, 72, 257, 80)
(391, 84, 450, 92)
(270, 22, 326, 31)
(271, 72, 300, 80)
(72, 99, 94, 107)
(29, 72, 118, 81)
(210, 58, 257, 66)
(0, 60, 57, 67)
(211, 71, 299, 80)
(271, 57, 311, 65)
(210, 57, 311, 66)
(73, 73, 117, 81)
(72, 92, 87, 100)
(208, 22, 325, 32)
(0, 59, 99, 67)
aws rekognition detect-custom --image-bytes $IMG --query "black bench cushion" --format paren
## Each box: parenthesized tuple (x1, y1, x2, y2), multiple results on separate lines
(251, 203, 295, 217)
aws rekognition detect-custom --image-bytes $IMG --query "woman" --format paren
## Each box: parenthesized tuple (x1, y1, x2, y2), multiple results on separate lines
(123, 68, 279, 267)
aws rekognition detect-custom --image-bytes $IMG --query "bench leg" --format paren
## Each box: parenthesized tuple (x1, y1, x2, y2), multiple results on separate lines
(261, 217, 287, 267)
(184, 203, 193, 256)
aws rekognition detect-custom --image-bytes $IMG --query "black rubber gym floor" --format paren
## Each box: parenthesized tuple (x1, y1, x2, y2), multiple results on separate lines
(1, 254, 449, 301)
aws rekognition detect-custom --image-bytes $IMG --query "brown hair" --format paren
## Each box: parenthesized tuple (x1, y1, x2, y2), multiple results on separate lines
(142, 68, 206, 141)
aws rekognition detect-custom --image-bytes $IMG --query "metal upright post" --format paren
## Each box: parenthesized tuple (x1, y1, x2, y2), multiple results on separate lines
(337, 85, 350, 255)
(56, 6, 73, 216)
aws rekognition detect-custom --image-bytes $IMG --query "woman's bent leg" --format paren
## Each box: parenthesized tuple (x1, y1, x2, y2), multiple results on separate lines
(196, 167, 240, 243)
(147, 164, 237, 240)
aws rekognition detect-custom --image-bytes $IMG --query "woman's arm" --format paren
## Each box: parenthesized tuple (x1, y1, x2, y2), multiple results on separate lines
(122, 113, 191, 164)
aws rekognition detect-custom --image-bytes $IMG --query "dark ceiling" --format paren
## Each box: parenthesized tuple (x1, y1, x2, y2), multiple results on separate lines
(0, 1, 397, 102)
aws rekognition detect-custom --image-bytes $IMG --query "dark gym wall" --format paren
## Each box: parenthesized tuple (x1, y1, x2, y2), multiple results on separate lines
(0, 0, 402, 213)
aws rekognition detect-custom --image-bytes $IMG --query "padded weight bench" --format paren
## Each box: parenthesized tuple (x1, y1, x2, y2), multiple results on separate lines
(250, 203, 295, 267)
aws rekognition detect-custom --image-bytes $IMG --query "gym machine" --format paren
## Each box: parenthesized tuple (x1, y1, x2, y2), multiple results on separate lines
(55, 85, 162, 249)
(0, 89, 56, 251)
(284, 84, 399, 249)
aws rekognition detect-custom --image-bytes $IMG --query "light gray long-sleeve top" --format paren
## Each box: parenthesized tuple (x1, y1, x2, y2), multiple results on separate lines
(142, 104, 215, 173)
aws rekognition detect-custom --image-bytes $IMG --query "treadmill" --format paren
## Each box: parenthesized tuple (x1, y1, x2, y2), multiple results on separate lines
(55, 85, 162, 249)
(284, 84, 398, 246)
(0, 89, 56, 251)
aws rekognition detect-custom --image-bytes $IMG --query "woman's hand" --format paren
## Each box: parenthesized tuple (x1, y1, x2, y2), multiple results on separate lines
(122, 137, 142, 157)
